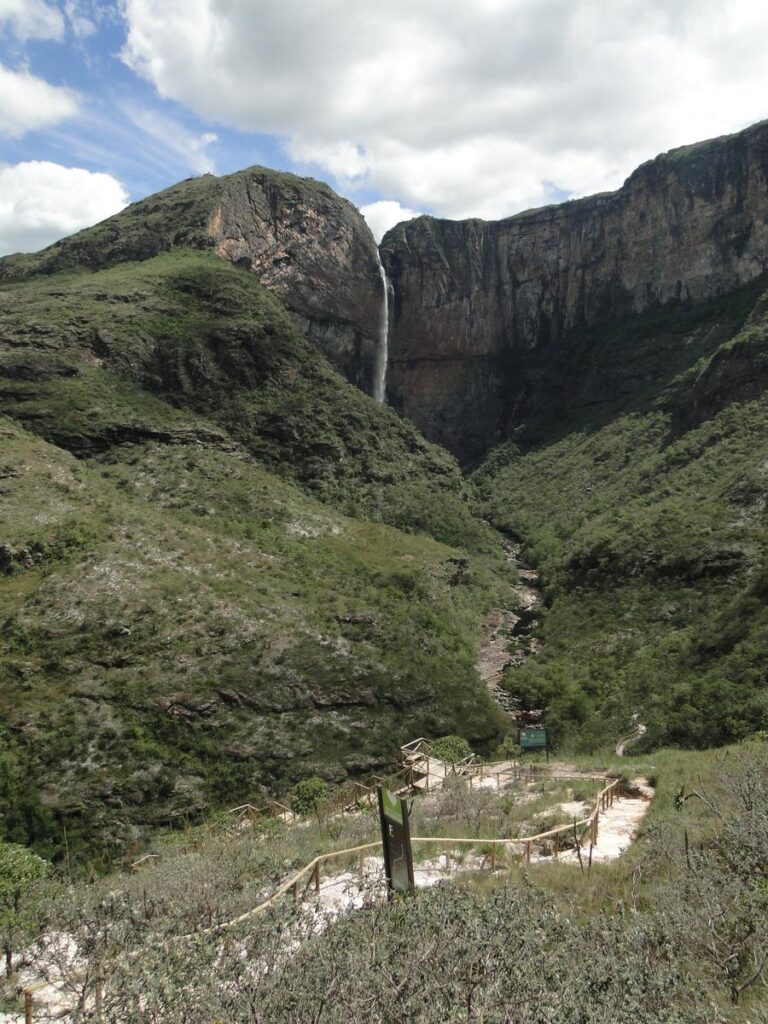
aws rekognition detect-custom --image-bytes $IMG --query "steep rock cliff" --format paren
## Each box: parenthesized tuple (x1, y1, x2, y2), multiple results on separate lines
(2, 167, 384, 392)
(381, 120, 768, 461)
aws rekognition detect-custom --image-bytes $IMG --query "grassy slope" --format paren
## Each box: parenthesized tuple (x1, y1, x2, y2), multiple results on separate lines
(0, 253, 508, 864)
(10, 740, 762, 1022)
(474, 283, 768, 753)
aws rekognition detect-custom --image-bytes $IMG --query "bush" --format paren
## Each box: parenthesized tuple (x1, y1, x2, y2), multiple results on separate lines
(493, 734, 523, 760)
(290, 777, 328, 817)
(430, 735, 473, 764)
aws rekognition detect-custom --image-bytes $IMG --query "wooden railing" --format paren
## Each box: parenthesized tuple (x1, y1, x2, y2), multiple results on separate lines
(20, 776, 621, 1020)
(208, 777, 622, 933)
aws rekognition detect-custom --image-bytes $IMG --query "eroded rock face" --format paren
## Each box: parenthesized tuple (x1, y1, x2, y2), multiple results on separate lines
(381, 120, 768, 462)
(2, 167, 384, 394)
(208, 169, 383, 392)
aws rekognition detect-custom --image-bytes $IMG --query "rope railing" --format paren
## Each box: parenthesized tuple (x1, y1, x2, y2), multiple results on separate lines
(20, 777, 621, 1021)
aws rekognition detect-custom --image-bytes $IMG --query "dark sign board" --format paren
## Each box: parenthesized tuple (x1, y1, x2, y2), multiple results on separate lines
(519, 727, 548, 750)
(378, 787, 415, 895)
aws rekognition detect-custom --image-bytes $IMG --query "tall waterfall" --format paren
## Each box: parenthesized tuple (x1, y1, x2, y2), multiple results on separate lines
(373, 252, 390, 403)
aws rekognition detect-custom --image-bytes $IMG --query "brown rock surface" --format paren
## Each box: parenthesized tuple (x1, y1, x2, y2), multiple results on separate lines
(207, 169, 383, 392)
(381, 120, 768, 461)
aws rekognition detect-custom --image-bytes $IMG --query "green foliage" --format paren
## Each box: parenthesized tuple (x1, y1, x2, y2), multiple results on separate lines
(290, 777, 328, 817)
(476, 286, 768, 753)
(430, 734, 474, 763)
(0, 841, 49, 976)
(492, 734, 524, 760)
(0, 242, 513, 861)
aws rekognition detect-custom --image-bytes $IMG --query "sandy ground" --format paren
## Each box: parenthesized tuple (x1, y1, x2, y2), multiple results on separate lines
(309, 781, 654, 914)
(554, 779, 654, 864)
(3, 782, 654, 1023)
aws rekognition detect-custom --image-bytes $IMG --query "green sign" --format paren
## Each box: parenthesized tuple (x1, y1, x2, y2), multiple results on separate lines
(519, 727, 548, 750)
(380, 786, 403, 826)
(378, 787, 415, 895)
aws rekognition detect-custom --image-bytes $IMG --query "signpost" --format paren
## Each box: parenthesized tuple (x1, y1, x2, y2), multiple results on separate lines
(519, 727, 549, 762)
(377, 786, 415, 896)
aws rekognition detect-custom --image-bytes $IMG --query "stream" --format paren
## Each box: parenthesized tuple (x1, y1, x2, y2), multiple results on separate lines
(477, 541, 543, 717)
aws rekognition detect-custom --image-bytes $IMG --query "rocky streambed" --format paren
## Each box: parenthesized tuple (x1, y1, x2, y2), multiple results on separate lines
(477, 542, 542, 716)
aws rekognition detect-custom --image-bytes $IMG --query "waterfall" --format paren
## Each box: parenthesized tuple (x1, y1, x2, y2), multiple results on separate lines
(373, 251, 389, 403)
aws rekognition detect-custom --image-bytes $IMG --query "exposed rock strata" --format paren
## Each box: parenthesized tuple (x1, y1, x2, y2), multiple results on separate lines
(2, 168, 383, 393)
(381, 120, 768, 461)
(207, 171, 382, 391)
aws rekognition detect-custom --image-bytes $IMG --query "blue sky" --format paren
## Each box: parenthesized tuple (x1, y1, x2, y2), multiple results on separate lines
(1, 0, 767, 254)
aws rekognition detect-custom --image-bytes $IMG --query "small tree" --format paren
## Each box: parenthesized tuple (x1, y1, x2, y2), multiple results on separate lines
(290, 777, 328, 818)
(0, 842, 49, 976)
(493, 734, 524, 760)
(430, 735, 473, 764)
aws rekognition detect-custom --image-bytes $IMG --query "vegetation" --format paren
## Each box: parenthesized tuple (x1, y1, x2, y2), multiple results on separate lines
(0, 250, 509, 865)
(0, 843, 49, 976)
(474, 283, 768, 753)
(1, 741, 765, 1021)
(429, 735, 474, 764)
(290, 777, 328, 817)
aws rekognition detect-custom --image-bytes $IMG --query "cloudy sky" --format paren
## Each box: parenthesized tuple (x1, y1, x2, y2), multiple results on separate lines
(1, 0, 767, 254)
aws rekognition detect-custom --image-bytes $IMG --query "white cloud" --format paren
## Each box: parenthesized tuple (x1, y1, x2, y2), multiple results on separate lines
(0, 0, 64, 40)
(0, 64, 79, 137)
(0, 161, 128, 255)
(120, 0, 768, 220)
(64, 0, 96, 38)
(122, 104, 218, 174)
(361, 200, 420, 242)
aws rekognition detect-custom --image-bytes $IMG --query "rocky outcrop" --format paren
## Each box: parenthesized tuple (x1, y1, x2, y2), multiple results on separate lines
(207, 170, 383, 391)
(2, 168, 384, 393)
(381, 120, 768, 461)
(669, 290, 768, 429)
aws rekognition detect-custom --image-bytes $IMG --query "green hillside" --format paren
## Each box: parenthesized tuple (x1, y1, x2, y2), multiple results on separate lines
(0, 251, 507, 864)
(474, 281, 768, 752)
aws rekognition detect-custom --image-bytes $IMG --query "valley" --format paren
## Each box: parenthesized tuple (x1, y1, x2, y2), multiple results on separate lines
(0, 116, 766, 1024)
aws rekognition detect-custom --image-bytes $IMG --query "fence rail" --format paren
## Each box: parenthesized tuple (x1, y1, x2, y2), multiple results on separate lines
(21, 766, 620, 1020)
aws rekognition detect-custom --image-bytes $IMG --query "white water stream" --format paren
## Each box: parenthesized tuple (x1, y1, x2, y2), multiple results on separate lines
(373, 252, 390, 403)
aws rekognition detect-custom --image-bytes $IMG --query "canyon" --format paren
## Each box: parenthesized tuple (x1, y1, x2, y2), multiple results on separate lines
(381, 119, 768, 461)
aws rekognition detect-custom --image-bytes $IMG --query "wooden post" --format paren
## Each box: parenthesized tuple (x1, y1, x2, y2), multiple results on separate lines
(314, 861, 321, 895)
(292, 878, 300, 902)
(554, 833, 559, 859)
(24, 990, 32, 1024)
(359, 850, 365, 876)
(444, 845, 450, 868)
(469, 774, 474, 791)
(490, 845, 496, 871)
(525, 841, 531, 866)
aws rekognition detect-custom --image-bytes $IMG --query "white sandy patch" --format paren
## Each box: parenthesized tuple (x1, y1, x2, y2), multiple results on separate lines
(559, 800, 589, 818)
(556, 779, 654, 864)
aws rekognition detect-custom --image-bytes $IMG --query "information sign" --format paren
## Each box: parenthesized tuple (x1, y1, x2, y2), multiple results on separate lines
(519, 727, 548, 750)
(377, 787, 415, 895)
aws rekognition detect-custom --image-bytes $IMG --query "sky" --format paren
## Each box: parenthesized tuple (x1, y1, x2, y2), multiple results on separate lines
(1, 0, 768, 255)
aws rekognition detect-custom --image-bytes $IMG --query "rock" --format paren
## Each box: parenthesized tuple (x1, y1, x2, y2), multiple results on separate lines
(4, 167, 384, 396)
(208, 169, 383, 392)
(381, 120, 768, 462)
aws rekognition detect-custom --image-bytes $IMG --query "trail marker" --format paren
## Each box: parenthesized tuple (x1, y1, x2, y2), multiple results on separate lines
(377, 786, 415, 895)
(519, 726, 549, 761)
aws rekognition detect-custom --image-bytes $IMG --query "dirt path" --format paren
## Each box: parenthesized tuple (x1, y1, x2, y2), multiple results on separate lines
(553, 778, 654, 864)
(477, 541, 542, 714)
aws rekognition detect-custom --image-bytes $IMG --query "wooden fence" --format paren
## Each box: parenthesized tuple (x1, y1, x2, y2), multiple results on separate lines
(21, 768, 620, 1020)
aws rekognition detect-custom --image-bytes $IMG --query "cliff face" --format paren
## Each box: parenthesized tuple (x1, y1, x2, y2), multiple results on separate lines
(2, 167, 384, 393)
(208, 170, 383, 391)
(381, 120, 768, 461)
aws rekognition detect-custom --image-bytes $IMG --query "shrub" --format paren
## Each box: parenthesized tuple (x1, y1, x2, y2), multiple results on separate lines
(430, 735, 473, 764)
(290, 777, 328, 817)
